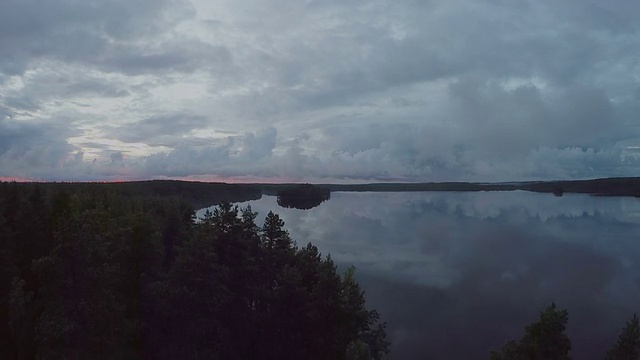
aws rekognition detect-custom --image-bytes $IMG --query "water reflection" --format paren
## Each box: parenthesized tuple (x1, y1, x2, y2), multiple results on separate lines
(198, 191, 640, 360)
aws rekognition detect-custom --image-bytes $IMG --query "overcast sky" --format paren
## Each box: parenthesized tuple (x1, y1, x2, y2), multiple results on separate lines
(1, 0, 640, 182)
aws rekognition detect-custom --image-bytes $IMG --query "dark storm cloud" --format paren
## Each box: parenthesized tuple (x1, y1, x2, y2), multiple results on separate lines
(64, 79, 130, 98)
(75, 141, 112, 151)
(110, 151, 124, 163)
(0, 0, 195, 75)
(141, 127, 278, 177)
(0, 116, 77, 178)
(447, 79, 619, 153)
(0, 106, 13, 121)
(305, 79, 638, 180)
(105, 51, 194, 75)
(239, 0, 636, 111)
(1, 71, 131, 116)
(106, 114, 210, 146)
(189, 0, 640, 181)
(100, 39, 232, 75)
(3, 96, 40, 112)
(237, 127, 277, 160)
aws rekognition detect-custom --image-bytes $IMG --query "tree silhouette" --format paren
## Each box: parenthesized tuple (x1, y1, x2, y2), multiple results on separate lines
(0, 183, 386, 359)
(605, 314, 640, 360)
(490, 303, 571, 360)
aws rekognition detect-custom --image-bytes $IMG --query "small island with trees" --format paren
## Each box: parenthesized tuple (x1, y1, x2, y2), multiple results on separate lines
(276, 184, 331, 210)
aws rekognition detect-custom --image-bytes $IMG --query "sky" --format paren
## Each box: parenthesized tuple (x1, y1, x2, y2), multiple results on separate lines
(1, 0, 640, 182)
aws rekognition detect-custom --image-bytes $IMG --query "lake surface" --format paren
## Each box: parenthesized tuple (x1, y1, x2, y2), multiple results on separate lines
(198, 191, 640, 359)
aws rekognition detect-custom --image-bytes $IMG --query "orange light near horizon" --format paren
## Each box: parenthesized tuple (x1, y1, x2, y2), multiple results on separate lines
(0, 174, 373, 184)
(0, 176, 149, 184)
(0, 176, 37, 182)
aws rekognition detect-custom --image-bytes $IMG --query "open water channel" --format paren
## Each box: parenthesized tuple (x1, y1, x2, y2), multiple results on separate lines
(198, 191, 640, 359)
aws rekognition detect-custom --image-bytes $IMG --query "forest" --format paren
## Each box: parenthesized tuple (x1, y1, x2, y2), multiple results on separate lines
(324, 177, 640, 197)
(0, 182, 388, 359)
(2, 181, 640, 359)
(490, 303, 640, 360)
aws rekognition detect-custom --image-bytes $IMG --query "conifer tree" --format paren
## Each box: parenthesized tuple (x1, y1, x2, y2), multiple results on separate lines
(605, 314, 640, 360)
(490, 303, 571, 360)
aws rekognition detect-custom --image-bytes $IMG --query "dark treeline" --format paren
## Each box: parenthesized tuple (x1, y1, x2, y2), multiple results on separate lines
(324, 177, 640, 197)
(5, 176, 640, 219)
(0, 182, 388, 359)
(490, 303, 640, 360)
(0, 180, 263, 209)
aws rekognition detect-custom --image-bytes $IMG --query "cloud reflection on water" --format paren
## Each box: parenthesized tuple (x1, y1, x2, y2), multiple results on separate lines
(200, 191, 640, 359)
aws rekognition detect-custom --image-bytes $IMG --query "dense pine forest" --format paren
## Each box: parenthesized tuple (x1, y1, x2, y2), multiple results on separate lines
(0, 182, 388, 359)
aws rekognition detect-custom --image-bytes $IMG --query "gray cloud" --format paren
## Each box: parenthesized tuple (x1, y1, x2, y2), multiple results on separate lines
(1, 70, 132, 116)
(0, 116, 77, 179)
(106, 114, 210, 146)
(100, 39, 232, 75)
(0, 0, 195, 75)
(141, 127, 278, 177)
(1, 0, 640, 181)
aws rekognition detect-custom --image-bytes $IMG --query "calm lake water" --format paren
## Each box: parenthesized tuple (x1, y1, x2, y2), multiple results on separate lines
(198, 191, 640, 359)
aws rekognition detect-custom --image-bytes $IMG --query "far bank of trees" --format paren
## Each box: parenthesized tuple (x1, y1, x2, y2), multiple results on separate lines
(0, 182, 388, 359)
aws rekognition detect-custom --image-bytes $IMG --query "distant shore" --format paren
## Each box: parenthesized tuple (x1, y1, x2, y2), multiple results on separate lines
(260, 177, 640, 197)
(3, 177, 640, 210)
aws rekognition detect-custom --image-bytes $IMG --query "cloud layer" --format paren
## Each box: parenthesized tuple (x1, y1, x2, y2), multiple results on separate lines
(2, 0, 640, 181)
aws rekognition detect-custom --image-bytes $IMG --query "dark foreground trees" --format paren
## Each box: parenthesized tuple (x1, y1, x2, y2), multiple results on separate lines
(605, 314, 640, 360)
(490, 303, 571, 360)
(491, 304, 640, 360)
(0, 183, 388, 360)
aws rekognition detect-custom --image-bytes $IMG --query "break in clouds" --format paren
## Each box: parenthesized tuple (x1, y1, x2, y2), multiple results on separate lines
(2, 0, 640, 181)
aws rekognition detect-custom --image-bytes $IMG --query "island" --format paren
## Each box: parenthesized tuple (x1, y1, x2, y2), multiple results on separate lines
(275, 183, 331, 209)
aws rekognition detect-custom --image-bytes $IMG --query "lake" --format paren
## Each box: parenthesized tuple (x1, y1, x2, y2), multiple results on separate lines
(198, 191, 640, 359)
